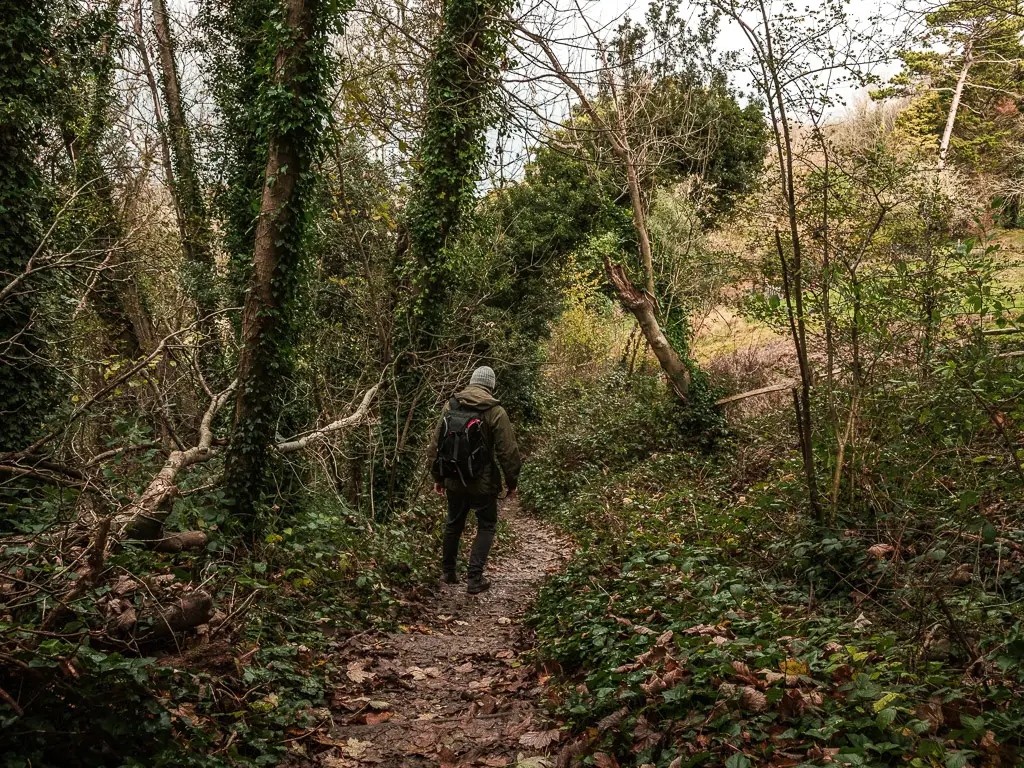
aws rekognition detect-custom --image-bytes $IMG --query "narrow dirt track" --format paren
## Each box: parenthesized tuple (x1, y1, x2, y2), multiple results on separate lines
(319, 500, 568, 767)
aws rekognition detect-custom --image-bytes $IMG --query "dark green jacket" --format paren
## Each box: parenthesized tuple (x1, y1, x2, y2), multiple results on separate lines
(426, 385, 521, 496)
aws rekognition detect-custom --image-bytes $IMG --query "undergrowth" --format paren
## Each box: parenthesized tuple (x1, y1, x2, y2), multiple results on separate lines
(522, 365, 1024, 768)
(1, 487, 451, 767)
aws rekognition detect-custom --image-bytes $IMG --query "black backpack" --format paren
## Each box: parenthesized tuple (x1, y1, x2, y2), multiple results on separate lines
(433, 397, 492, 486)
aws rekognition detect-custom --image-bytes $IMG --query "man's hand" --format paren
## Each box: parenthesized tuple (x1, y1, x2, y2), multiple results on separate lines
(434, 483, 445, 495)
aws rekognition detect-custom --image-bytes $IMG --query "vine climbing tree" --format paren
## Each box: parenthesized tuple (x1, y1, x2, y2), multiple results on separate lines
(0, 1, 57, 452)
(148, 0, 220, 355)
(374, 0, 511, 514)
(221, 0, 349, 524)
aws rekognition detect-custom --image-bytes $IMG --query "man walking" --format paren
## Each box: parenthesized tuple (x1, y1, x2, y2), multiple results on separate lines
(427, 366, 521, 594)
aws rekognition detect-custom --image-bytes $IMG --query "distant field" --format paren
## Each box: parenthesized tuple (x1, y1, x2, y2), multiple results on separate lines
(993, 229, 1024, 294)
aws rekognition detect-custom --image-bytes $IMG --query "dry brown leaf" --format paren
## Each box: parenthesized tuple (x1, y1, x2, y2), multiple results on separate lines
(731, 660, 753, 678)
(413, 729, 438, 747)
(346, 661, 375, 684)
(631, 715, 662, 752)
(597, 706, 629, 732)
(342, 738, 372, 758)
(364, 711, 392, 725)
(662, 667, 687, 689)
(593, 753, 619, 768)
(641, 673, 667, 697)
(740, 686, 767, 712)
(683, 623, 732, 638)
(519, 729, 563, 749)
(867, 543, 894, 559)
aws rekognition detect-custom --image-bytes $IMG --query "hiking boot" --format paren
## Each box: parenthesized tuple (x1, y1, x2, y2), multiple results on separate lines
(441, 571, 459, 585)
(467, 576, 491, 595)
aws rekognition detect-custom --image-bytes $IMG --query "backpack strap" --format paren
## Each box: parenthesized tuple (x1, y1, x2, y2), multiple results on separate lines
(448, 396, 461, 411)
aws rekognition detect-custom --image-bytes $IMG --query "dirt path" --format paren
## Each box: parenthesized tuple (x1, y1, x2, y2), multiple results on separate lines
(320, 500, 568, 768)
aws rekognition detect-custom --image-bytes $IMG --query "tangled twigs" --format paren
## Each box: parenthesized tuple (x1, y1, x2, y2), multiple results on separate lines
(87, 516, 111, 585)
(0, 687, 23, 717)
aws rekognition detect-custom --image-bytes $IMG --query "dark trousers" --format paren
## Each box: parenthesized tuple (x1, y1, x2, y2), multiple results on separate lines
(442, 492, 498, 578)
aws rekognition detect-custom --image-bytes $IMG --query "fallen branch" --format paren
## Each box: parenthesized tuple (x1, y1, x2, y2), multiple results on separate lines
(116, 383, 378, 542)
(274, 385, 379, 454)
(116, 381, 237, 542)
(982, 327, 1023, 336)
(715, 381, 797, 406)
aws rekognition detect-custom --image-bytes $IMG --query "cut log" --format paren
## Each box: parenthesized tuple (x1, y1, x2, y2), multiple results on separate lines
(152, 530, 208, 553)
(140, 590, 215, 641)
(716, 381, 797, 406)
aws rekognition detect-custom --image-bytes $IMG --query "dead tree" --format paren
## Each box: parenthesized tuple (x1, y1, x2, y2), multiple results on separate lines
(605, 258, 691, 400)
(514, 22, 700, 401)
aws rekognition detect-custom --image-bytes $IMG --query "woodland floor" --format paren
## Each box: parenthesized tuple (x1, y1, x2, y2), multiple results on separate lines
(316, 500, 569, 768)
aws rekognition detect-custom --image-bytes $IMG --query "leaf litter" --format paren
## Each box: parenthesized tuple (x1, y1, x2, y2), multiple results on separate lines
(313, 499, 568, 767)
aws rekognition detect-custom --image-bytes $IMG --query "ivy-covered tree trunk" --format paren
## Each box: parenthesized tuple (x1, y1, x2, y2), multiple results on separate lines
(373, 0, 509, 515)
(150, 0, 220, 352)
(223, 0, 332, 522)
(63, 2, 157, 360)
(208, 0, 278, 318)
(0, 1, 56, 452)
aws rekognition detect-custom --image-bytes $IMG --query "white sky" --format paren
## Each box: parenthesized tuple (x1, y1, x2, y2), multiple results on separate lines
(589, 0, 909, 113)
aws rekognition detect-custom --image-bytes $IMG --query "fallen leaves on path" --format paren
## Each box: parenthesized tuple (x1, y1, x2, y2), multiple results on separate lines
(314, 500, 568, 767)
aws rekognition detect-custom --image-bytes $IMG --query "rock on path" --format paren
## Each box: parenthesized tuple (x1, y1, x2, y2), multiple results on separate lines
(316, 499, 568, 767)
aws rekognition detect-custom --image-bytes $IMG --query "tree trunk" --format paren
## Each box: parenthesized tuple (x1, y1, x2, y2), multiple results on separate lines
(373, 0, 507, 515)
(938, 40, 974, 169)
(605, 258, 691, 400)
(68, 22, 158, 361)
(624, 160, 657, 298)
(223, 0, 328, 521)
(149, 0, 220, 336)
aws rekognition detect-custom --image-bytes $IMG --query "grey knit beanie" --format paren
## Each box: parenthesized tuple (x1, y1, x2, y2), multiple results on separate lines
(469, 366, 496, 391)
